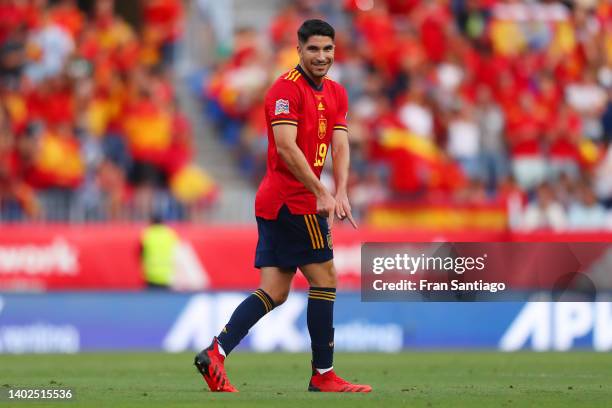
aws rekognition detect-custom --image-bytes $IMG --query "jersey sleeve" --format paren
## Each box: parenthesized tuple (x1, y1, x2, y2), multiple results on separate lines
(266, 79, 301, 127)
(333, 85, 348, 132)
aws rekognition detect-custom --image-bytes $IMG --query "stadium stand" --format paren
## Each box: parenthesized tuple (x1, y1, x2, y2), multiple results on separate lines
(1, 0, 611, 231)
(0, 0, 216, 222)
(201, 0, 612, 231)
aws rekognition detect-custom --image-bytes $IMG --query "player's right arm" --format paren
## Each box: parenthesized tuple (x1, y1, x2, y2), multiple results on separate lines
(273, 124, 336, 224)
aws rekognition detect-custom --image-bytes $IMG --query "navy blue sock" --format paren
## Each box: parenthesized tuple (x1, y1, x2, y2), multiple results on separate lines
(217, 288, 274, 355)
(307, 287, 336, 369)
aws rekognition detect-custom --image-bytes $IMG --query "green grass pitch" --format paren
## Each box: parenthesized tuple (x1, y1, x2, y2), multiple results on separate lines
(1, 352, 611, 407)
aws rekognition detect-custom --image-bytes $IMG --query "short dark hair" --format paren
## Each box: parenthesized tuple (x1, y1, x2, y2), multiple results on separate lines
(297, 19, 335, 44)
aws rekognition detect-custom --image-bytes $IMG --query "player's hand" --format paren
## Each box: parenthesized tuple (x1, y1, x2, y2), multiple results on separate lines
(335, 191, 358, 229)
(316, 189, 336, 227)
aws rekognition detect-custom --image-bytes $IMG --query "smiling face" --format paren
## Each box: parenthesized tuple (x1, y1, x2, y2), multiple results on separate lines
(298, 35, 335, 82)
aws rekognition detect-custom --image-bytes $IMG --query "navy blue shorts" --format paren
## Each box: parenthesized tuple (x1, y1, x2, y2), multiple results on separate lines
(255, 205, 333, 270)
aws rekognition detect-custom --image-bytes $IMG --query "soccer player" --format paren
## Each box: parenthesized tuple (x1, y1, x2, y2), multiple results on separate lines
(194, 19, 372, 393)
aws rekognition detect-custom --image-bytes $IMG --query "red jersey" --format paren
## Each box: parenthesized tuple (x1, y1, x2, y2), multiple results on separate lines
(255, 65, 349, 219)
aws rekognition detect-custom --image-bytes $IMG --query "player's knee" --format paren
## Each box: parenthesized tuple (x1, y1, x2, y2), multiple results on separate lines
(307, 267, 337, 288)
(268, 289, 290, 306)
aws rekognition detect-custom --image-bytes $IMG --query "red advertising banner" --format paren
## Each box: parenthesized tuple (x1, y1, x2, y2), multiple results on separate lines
(0, 224, 609, 291)
(0, 225, 143, 291)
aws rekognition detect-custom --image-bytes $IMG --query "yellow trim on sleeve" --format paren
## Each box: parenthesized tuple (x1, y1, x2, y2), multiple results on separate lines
(271, 120, 298, 127)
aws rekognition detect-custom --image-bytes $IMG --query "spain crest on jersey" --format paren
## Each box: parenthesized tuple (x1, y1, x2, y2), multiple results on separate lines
(275, 99, 290, 115)
(318, 118, 327, 139)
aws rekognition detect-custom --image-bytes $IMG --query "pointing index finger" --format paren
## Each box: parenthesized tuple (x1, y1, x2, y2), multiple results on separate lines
(346, 210, 358, 229)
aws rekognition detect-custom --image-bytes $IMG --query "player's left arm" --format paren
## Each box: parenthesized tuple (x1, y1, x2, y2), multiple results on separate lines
(331, 128, 357, 229)
(331, 86, 357, 228)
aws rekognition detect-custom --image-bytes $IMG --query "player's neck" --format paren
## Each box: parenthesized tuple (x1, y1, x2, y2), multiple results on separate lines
(298, 63, 324, 88)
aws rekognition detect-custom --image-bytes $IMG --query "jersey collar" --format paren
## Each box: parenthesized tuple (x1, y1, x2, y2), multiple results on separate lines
(296, 64, 324, 91)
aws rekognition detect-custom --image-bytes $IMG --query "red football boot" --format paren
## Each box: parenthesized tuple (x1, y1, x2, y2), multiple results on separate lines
(194, 337, 238, 392)
(308, 367, 372, 393)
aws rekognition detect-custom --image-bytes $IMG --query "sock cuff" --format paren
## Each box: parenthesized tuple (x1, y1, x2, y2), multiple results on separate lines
(253, 288, 275, 313)
(308, 287, 336, 301)
(309, 286, 336, 292)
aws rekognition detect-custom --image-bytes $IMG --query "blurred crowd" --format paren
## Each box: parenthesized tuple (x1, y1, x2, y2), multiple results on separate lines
(203, 0, 612, 231)
(0, 0, 216, 222)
